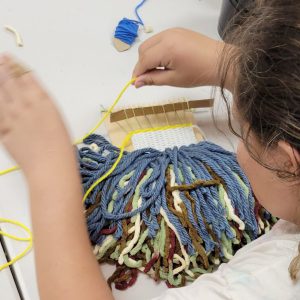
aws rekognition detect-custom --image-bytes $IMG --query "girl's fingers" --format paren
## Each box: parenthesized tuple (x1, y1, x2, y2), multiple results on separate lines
(0, 56, 11, 89)
(4, 55, 48, 105)
(135, 69, 175, 88)
(0, 88, 6, 114)
(133, 39, 162, 79)
(0, 56, 24, 105)
(133, 47, 164, 78)
(0, 54, 6, 81)
(138, 34, 161, 56)
(19, 72, 49, 105)
(0, 56, 11, 134)
(0, 89, 10, 135)
(133, 44, 172, 87)
(0, 54, 48, 127)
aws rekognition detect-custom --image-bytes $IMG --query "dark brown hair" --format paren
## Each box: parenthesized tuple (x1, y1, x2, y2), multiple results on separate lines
(219, 0, 300, 279)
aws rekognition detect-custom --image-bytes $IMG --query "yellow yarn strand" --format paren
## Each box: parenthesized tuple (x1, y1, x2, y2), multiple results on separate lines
(0, 218, 32, 271)
(0, 166, 20, 176)
(82, 123, 192, 203)
(74, 78, 136, 145)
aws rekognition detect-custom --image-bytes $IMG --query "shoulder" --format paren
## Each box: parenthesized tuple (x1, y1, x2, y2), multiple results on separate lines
(216, 221, 300, 300)
(152, 220, 300, 300)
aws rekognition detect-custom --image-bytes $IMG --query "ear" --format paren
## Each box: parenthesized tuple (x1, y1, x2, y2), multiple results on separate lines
(277, 141, 300, 175)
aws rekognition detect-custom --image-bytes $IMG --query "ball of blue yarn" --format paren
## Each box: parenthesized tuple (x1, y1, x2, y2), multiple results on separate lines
(114, 18, 140, 46)
(113, 0, 148, 49)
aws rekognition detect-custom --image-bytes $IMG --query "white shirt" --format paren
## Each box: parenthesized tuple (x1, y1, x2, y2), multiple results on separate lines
(153, 220, 300, 300)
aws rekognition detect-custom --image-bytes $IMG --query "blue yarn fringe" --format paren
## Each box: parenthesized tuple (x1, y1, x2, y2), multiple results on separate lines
(79, 135, 264, 251)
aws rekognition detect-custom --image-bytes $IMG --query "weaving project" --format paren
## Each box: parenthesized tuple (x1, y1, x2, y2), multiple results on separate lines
(0, 77, 276, 284)
(79, 134, 276, 290)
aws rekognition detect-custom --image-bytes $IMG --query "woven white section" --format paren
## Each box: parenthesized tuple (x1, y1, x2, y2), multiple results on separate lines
(132, 127, 197, 151)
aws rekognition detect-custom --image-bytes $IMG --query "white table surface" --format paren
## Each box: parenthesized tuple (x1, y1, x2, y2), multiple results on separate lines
(0, 1, 236, 299)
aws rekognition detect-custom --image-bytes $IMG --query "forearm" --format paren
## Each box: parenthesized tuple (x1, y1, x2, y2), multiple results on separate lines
(27, 146, 113, 300)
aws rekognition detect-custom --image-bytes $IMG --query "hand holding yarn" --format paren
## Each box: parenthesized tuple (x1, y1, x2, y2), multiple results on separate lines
(133, 28, 225, 88)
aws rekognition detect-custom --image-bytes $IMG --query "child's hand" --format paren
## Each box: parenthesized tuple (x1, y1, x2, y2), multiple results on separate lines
(0, 54, 73, 178)
(132, 28, 224, 88)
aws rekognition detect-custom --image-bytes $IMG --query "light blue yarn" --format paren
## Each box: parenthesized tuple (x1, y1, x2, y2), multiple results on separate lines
(181, 143, 258, 235)
(179, 150, 234, 238)
(79, 134, 260, 252)
(166, 150, 216, 251)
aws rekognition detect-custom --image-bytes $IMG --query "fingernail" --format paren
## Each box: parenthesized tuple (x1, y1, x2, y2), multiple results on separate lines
(135, 81, 145, 88)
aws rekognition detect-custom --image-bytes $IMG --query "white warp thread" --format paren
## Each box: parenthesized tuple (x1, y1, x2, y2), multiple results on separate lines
(132, 126, 197, 151)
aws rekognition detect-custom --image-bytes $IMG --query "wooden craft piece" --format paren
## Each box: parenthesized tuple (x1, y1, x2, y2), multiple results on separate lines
(113, 38, 131, 52)
(106, 98, 213, 151)
(110, 99, 214, 123)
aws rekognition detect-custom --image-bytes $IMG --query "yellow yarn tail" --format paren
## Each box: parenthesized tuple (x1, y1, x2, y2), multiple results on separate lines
(0, 218, 32, 271)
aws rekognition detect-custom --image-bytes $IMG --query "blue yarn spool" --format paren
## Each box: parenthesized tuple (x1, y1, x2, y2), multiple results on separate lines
(114, 18, 140, 47)
(113, 0, 149, 51)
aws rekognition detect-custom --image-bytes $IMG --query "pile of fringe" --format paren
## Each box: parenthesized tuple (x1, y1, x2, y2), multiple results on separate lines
(78, 134, 276, 290)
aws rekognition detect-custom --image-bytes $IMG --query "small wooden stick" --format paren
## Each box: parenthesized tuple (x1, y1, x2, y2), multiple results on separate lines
(110, 99, 214, 123)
